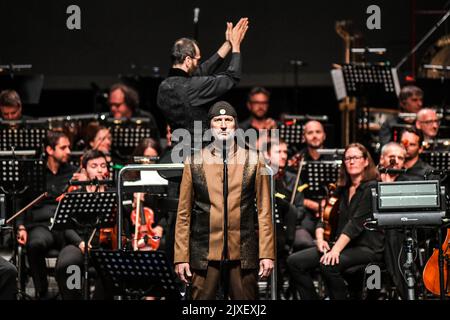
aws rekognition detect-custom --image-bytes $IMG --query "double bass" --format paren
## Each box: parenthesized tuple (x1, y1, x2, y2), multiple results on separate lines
(422, 229, 450, 296)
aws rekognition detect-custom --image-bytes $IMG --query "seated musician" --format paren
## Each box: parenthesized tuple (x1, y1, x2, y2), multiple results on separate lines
(0, 256, 18, 300)
(397, 127, 434, 181)
(54, 149, 113, 300)
(15, 130, 76, 300)
(83, 121, 125, 166)
(378, 85, 423, 148)
(108, 83, 160, 140)
(415, 108, 443, 150)
(287, 143, 384, 300)
(0, 89, 33, 121)
(376, 142, 416, 300)
(289, 120, 331, 250)
(263, 139, 300, 296)
(128, 138, 164, 249)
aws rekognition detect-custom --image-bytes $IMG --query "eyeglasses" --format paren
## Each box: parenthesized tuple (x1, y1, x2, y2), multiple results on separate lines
(249, 100, 269, 105)
(344, 155, 364, 162)
(109, 102, 124, 108)
(419, 119, 440, 125)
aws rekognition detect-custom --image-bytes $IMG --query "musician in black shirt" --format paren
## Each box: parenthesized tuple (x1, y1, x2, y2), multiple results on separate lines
(16, 130, 77, 299)
(157, 18, 248, 141)
(287, 143, 384, 300)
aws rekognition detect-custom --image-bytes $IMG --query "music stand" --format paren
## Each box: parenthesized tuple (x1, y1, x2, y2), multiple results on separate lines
(90, 249, 180, 300)
(105, 118, 154, 156)
(0, 155, 45, 299)
(301, 160, 342, 199)
(0, 123, 47, 152)
(421, 151, 450, 171)
(51, 191, 117, 300)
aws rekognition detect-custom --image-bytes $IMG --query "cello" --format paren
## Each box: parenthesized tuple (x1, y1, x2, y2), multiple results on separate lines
(131, 193, 161, 251)
(422, 228, 450, 296)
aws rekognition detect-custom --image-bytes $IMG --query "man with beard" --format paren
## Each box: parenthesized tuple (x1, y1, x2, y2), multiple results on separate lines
(378, 85, 423, 147)
(16, 130, 77, 299)
(239, 87, 277, 132)
(290, 120, 331, 237)
(397, 127, 434, 181)
(157, 18, 249, 141)
(174, 101, 274, 300)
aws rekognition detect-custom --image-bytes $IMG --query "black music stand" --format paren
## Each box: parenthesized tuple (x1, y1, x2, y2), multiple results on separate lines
(51, 191, 117, 300)
(90, 249, 180, 300)
(279, 122, 303, 147)
(301, 160, 342, 199)
(0, 124, 47, 152)
(0, 156, 45, 299)
(105, 118, 154, 156)
(421, 151, 450, 171)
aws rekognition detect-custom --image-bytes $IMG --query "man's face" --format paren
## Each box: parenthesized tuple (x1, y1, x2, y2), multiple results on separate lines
(268, 143, 288, 170)
(109, 89, 132, 119)
(380, 146, 405, 169)
(416, 110, 439, 139)
(303, 121, 326, 149)
(47, 137, 71, 164)
(187, 45, 201, 75)
(85, 157, 109, 181)
(0, 105, 22, 120)
(401, 132, 421, 161)
(401, 94, 423, 113)
(210, 115, 236, 141)
(247, 93, 269, 120)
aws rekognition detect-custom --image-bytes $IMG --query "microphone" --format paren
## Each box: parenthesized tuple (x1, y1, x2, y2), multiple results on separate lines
(193, 8, 200, 24)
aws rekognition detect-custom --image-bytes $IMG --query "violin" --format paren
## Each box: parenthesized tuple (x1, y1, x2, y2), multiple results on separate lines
(130, 193, 160, 251)
(321, 183, 340, 242)
(422, 228, 450, 296)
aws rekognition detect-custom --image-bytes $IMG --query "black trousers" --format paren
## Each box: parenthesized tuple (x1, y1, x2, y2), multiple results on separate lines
(0, 256, 17, 300)
(55, 244, 113, 300)
(55, 245, 84, 300)
(287, 246, 380, 300)
(26, 226, 64, 296)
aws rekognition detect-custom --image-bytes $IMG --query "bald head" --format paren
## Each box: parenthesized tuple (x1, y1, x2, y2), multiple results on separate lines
(379, 142, 406, 169)
(303, 120, 326, 149)
(416, 108, 439, 139)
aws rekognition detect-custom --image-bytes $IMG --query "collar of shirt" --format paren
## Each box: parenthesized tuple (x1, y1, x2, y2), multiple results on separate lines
(168, 68, 189, 78)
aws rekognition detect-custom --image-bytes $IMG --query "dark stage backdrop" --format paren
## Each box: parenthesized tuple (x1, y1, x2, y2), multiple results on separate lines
(1, 0, 449, 141)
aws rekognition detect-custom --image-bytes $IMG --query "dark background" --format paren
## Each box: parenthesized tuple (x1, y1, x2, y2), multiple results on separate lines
(1, 0, 449, 142)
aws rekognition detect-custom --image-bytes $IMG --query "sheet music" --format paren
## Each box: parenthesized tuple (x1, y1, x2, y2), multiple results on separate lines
(331, 69, 347, 100)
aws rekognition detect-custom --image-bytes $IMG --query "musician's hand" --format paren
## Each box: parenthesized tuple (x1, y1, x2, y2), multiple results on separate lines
(320, 249, 340, 266)
(265, 118, 277, 129)
(72, 170, 88, 182)
(316, 239, 330, 253)
(153, 225, 164, 238)
(175, 263, 192, 285)
(258, 258, 274, 279)
(78, 241, 92, 254)
(17, 227, 27, 246)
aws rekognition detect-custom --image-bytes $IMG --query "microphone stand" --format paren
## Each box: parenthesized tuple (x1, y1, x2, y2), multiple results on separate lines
(219, 139, 229, 300)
